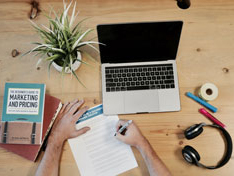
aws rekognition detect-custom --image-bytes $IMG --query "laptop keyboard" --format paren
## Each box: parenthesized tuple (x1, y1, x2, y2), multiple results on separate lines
(105, 64, 175, 92)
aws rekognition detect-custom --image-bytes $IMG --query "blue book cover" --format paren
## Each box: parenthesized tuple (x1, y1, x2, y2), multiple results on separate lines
(1, 82, 46, 145)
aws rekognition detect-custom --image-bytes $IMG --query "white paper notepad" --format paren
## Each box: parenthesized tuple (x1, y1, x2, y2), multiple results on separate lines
(68, 105, 138, 176)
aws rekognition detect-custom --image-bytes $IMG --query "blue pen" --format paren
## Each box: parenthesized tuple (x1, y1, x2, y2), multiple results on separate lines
(186, 92, 218, 113)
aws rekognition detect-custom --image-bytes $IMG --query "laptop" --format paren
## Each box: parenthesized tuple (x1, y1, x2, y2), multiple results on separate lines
(97, 21, 183, 115)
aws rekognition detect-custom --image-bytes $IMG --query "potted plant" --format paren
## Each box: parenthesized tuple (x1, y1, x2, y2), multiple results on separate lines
(24, 1, 101, 84)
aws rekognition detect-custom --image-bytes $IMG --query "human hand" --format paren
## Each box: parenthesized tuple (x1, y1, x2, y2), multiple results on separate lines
(49, 99, 90, 145)
(115, 119, 146, 148)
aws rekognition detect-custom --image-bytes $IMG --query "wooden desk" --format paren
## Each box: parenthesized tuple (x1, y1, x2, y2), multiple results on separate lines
(0, 0, 234, 175)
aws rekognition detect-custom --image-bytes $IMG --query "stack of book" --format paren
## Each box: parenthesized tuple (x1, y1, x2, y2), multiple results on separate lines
(0, 83, 62, 161)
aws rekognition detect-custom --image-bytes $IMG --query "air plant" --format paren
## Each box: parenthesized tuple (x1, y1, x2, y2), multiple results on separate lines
(24, 1, 101, 85)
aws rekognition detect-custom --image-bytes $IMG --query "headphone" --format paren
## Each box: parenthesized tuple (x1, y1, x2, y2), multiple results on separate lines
(182, 123, 233, 169)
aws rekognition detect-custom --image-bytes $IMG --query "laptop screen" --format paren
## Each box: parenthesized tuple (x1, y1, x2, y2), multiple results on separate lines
(97, 21, 183, 63)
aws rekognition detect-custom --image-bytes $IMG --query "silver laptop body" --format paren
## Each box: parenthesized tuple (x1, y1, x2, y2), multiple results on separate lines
(97, 21, 183, 115)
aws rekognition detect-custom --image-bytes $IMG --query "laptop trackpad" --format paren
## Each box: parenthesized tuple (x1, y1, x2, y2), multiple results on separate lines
(124, 90, 159, 113)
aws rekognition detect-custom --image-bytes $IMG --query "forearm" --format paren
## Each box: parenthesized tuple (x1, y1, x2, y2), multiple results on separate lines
(35, 136, 64, 176)
(35, 100, 90, 176)
(137, 138, 172, 176)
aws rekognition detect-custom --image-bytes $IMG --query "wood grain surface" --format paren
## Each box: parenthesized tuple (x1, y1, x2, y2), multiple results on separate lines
(0, 0, 234, 175)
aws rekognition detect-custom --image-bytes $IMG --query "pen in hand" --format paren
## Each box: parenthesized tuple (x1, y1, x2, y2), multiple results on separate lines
(114, 120, 132, 136)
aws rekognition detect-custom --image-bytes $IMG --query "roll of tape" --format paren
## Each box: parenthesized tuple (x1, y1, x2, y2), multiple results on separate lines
(198, 83, 218, 101)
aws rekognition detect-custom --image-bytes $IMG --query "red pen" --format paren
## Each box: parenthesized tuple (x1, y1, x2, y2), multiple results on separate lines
(199, 108, 226, 128)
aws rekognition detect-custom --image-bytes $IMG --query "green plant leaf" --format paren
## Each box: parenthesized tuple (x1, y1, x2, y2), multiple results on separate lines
(77, 41, 101, 46)
(86, 43, 100, 53)
(29, 20, 55, 42)
(45, 54, 60, 61)
(72, 17, 90, 34)
(71, 70, 86, 88)
(69, 1, 78, 28)
(20, 50, 32, 58)
(75, 43, 100, 53)
(72, 29, 93, 50)
(41, 24, 56, 38)
(31, 42, 43, 45)
(69, 54, 73, 69)
(47, 60, 53, 78)
(82, 51, 99, 63)
(34, 51, 46, 61)
(75, 58, 93, 68)
(61, 29, 71, 53)
(62, 1, 72, 25)
(49, 47, 66, 54)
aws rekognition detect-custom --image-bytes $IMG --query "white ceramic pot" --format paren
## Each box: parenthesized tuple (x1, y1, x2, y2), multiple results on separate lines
(52, 52, 82, 73)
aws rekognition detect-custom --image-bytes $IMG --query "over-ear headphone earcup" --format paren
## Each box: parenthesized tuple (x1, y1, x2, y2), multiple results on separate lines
(182, 145, 201, 165)
(183, 123, 233, 169)
(184, 124, 204, 140)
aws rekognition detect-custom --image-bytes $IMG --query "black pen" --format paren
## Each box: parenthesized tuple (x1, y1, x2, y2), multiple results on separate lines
(114, 120, 132, 136)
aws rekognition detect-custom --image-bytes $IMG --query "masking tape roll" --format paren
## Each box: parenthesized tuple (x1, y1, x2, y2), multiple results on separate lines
(198, 83, 218, 101)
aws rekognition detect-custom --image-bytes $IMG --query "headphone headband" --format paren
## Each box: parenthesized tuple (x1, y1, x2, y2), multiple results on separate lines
(183, 123, 233, 169)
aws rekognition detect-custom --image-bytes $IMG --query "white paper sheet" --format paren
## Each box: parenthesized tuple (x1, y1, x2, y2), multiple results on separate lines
(68, 105, 138, 176)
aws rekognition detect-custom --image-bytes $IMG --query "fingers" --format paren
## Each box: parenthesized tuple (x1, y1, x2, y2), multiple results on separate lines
(64, 99, 79, 113)
(73, 106, 89, 122)
(60, 102, 70, 114)
(69, 100, 84, 115)
(115, 119, 129, 131)
(115, 132, 127, 143)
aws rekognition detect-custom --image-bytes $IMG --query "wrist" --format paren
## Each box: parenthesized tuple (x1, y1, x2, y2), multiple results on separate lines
(48, 132, 65, 147)
(136, 136, 148, 150)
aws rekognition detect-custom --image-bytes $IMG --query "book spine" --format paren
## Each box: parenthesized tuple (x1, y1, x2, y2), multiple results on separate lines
(31, 122, 36, 144)
(42, 102, 63, 149)
(2, 122, 8, 143)
(34, 102, 62, 161)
